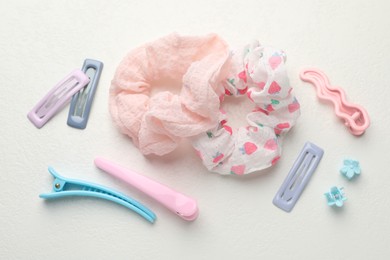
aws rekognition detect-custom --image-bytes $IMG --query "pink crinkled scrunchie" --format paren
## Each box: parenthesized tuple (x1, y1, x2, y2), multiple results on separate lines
(110, 34, 230, 155)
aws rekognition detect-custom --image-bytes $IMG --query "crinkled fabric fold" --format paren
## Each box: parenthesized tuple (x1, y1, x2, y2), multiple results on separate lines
(110, 33, 231, 155)
(191, 41, 300, 175)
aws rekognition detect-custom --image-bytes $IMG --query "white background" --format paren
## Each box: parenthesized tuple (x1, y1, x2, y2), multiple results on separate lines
(1, 1, 389, 259)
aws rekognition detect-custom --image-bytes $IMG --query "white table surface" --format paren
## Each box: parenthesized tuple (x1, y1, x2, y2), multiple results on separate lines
(1, 1, 390, 259)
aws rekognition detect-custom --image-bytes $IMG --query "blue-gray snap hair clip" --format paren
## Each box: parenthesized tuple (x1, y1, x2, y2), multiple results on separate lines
(273, 142, 324, 212)
(40, 167, 156, 223)
(67, 59, 103, 129)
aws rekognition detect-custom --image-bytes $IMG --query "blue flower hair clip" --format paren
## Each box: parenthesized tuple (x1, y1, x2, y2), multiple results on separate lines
(340, 159, 361, 180)
(324, 186, 347, 207)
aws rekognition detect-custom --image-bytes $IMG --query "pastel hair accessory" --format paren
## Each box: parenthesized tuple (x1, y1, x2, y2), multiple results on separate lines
(110, 34, 230, 155)
(67, 59, 104, 129)
(273, 142, 324, 212)
(40, 167, 156, 223)
(94, 157, 198, 221)
(300, 68, 370, 136)
(191, 41, 300, 175)
(28, 69, 90, 128)
(324, 186, 346, 207)
(340, 159, 361, 180)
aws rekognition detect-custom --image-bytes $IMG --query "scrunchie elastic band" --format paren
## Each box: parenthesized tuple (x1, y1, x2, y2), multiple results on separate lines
(191, 41, 300, 175)
(110, 34, 230, 155)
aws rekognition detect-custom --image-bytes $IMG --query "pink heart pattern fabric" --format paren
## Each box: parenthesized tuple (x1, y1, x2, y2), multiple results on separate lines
(190, 41, 300, 175)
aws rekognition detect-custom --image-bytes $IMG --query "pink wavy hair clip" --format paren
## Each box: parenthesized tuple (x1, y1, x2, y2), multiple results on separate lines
(300, 68, 370, 136)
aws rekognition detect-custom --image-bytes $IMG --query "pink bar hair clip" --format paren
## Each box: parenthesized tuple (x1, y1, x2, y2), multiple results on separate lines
(300, 68, 370, 136)
(94, 157, 199, 221)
